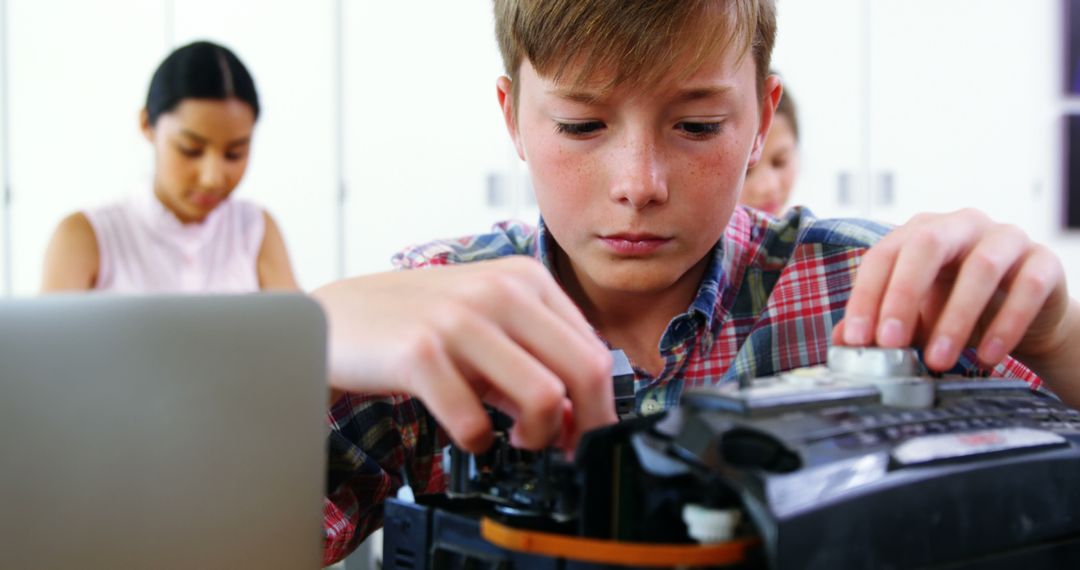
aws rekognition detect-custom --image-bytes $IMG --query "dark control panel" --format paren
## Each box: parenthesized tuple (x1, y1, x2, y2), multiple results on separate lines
(384, 347, 1080, 570)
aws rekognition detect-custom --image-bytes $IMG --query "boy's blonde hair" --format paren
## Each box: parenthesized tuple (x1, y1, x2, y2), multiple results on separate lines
(494, 0, 777, 111)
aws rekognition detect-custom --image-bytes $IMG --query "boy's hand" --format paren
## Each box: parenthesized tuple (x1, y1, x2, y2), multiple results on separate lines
(312, 256, 617, 454)
(834, 209, 1079, 388)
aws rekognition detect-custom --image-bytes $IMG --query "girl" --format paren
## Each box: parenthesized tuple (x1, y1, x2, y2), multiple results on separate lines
(741, 80, 800, 216)
(41, 41, 297, 292)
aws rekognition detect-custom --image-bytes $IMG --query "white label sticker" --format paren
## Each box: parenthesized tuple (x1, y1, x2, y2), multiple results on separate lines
(892, 427, 1065, 466)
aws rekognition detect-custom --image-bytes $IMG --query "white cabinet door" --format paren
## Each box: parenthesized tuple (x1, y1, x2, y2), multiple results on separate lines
(867, 0, 1055, 238)
(772, 0, 869, 220)
(342, 2, 518, 275)
(171, 0, 340, 290)
(6, 0, 166, 296)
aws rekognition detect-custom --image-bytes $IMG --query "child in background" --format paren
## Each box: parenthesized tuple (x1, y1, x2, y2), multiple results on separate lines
(741, 75, 799, 216)
(314, 1, 1080, 563)
(41, 41, 297, 293)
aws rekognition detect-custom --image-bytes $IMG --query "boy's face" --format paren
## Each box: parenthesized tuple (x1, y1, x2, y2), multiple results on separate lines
(499, 48, 781, 297)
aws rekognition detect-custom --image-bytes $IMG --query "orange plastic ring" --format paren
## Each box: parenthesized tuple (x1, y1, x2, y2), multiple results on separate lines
(479, 517, 759, 567)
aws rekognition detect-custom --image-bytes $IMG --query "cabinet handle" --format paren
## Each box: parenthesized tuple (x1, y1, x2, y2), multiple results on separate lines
(877, 171, 895, 207)
(2, 183, 10, 297)
(336, 181, 347, 280)
(486, 172, 506, 208)
(836, 172, 852, 206)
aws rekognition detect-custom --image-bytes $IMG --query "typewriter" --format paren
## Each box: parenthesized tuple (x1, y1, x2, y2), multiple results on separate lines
(382, 347, 1080, 569)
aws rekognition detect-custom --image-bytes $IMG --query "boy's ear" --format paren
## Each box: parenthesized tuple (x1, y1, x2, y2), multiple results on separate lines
(139, 108, 154, 142)
(496, 76, 527, 161)
(748, 75, 784, 169)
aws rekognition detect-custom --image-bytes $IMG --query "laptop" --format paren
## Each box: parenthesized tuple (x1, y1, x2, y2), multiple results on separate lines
(0, 294, 328, 569)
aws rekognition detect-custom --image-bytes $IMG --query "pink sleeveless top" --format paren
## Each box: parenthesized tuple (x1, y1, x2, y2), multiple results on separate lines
(83, 193, 266, 293)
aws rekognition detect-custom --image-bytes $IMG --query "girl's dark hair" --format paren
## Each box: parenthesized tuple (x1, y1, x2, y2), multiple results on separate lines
(771, 69, 799, 141)
(776, 87, 798, 141)
(145, 41, 260, 125)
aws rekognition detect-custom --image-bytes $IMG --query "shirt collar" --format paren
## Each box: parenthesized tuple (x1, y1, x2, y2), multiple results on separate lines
(136, 191, 226, 247)
(535, 217, 556, 270)
(688, 242, 727, 327)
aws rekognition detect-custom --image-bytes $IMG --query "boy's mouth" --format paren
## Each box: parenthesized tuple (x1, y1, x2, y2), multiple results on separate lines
(599, 233, 671, 256)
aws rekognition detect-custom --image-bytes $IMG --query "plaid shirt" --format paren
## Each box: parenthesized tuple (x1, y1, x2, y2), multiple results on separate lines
(321, 206, 1039, 564)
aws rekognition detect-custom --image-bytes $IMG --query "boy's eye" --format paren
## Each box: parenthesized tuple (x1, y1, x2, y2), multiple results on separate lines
(225, 151, 246, 162)
(677, 121, 723, 138)
(555, 121, 606, 137)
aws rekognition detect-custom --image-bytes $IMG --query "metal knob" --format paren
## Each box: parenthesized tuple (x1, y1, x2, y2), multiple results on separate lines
(827, 346, 933, 409)
(827, 346, 921, 377)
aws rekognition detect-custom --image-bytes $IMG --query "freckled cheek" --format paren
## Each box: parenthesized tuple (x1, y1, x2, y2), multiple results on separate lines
(526, 139, 601, 241)
(670, 155, 741, 252)
(678, 149, 743, 203)
(529, 137, 597, 203)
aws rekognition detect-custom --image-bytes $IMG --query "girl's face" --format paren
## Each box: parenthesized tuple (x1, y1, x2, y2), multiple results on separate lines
(142, 98, 255, 223)
(741, 114, 799, 216)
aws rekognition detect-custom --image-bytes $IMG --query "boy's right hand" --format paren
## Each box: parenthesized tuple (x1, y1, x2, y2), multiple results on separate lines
(312, 256, 617, 453)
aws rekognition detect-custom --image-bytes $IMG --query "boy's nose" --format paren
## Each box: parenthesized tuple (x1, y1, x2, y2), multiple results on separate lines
(608, 137, 668, 209)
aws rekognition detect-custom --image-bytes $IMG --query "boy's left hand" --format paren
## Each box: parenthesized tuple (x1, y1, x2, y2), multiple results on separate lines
(833, 208, 1078, 384)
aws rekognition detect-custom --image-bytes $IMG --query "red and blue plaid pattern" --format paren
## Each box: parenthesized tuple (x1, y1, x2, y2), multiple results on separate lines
(321, 206, 1038, 564)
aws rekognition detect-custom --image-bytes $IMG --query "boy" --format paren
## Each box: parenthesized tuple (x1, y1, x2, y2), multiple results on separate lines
(316, 1, 1080, 563)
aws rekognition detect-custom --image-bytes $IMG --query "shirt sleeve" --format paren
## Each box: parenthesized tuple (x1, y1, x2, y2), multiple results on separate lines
(391, 221, 539, 269)
(732, 210, 1044, 390)
(322, 392, 449, 565)
(321, 221, 536, 564)
(954, 350, 1041, 388)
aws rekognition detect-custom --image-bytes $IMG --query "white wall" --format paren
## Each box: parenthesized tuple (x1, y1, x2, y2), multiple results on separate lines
(773, 0, 1079, 293)
(772, 0, 867, 219)
(6, 0, 166, 296)
(0, 0, 1076, 294)
(342, 1, 519, 276)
